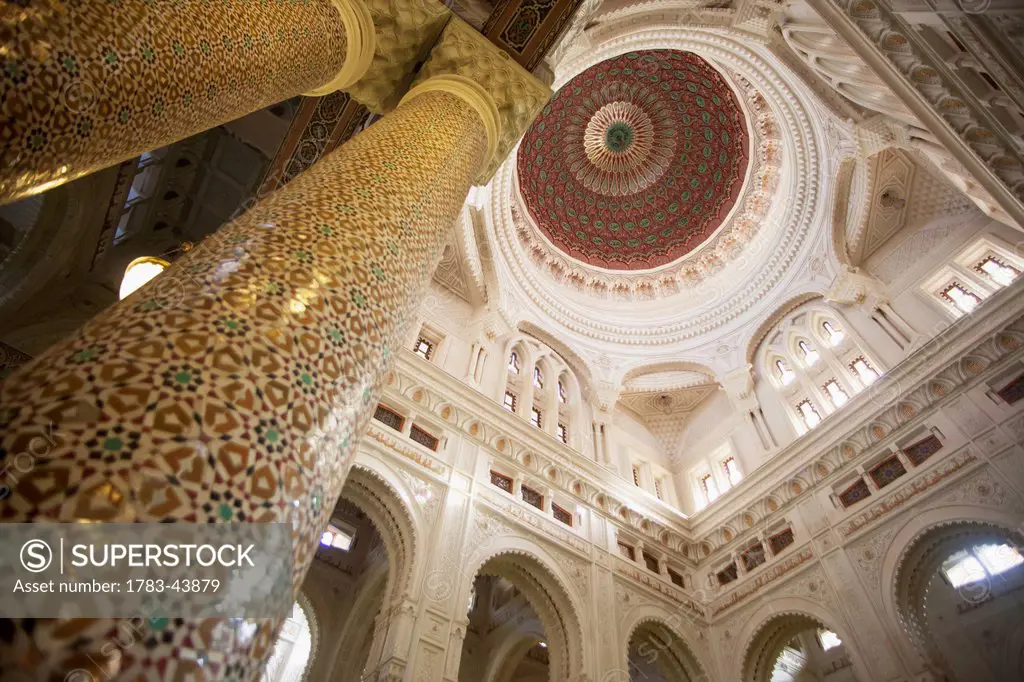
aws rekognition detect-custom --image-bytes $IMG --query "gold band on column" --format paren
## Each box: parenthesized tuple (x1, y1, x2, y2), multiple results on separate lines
(306, 0, 378, 95)
(400, 75, 501, 183)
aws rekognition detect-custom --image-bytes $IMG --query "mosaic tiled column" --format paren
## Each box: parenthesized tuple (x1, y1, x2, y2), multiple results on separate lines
(0, 75, 499, 679)
(0, 0, 376, 205)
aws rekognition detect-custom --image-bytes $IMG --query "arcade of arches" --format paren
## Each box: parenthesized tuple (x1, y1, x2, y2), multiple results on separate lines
(1, 0, 1024, 681)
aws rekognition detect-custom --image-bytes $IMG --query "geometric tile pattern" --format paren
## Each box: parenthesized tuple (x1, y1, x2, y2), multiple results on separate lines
(0, 0, 348, 204)
(868, 454, 907, 489)
(838, 478, 872, 508)
(902, 434, 942, 467)
(0, 89, 487, 680)
(483, 0, 585, 71)
(518, 50, 749, 270)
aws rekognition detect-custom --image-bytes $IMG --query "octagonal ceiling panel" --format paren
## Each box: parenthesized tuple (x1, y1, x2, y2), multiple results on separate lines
(517, 49, 750, 271)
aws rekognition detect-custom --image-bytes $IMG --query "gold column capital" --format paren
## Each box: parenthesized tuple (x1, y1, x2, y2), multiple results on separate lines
(413, 16, 552, 183)
(400, 75, 501, 180)
(306, 0, 378, 95)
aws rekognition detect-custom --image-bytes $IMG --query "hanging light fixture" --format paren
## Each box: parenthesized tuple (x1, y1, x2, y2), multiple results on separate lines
(119, 256, 170, 300)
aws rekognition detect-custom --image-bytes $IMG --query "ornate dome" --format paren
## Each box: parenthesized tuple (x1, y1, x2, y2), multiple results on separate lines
(517, 50, 750, 271)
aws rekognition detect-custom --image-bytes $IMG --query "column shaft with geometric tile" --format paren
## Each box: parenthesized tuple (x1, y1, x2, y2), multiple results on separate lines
(0, 78, 496, 679)
(0, 0, 375, 205)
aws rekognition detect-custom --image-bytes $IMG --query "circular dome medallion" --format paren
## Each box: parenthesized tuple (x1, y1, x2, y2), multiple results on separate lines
(517, 50, 749, 271)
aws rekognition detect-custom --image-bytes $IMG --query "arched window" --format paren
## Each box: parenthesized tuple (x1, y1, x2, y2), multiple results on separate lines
(822, 320, 843, 345)
(775, 359, 795, 385)
(533, 366, 543, 389)
(797, 340, 819, 366)
(508, 351, 520, 374)
(558, 380, 567, 403)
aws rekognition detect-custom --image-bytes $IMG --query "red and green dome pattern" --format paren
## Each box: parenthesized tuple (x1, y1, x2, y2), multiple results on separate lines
(517, 50, 749, 271)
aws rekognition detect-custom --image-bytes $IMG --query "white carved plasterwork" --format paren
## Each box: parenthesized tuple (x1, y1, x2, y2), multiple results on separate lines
(847, 523, 898, 592)
(929, 466, 1024, 515)
(486, 22, 827, 348)
(478, 487, 590, 554)
(848, 148, 914, 262)
(396, 468, 443, 525)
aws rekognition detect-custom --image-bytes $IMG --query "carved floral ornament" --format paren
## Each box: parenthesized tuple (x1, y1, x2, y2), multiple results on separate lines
(486, 28, 827, 346)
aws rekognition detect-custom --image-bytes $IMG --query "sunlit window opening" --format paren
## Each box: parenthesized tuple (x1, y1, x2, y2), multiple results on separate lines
(557, 422, 568, 444)
(558, 380, 567, 403)
(941, 282, 981, 314)
(824, 379, 849, 407)
(723, 457, 742, 486)
(119, 256, 169, 300)
(533, 366, 544, 389)
(823, 321, 844, 345)
(818, 629, 842, 651)
(503, 391, 516, 412)
(320, 524, 354, 551)
(700, 473, 719, 503)
(976, 256, 1020, 287)
(775, 359, 795, 385)
(797, 399, 821, 428)
(850, 356, 878, 385)
(413, 337, 433, 360)
(942, 543, 1024, 588)
(508, 351, 520, 374)
(530, 406, 542, 428)
(798, 340, 819, 366)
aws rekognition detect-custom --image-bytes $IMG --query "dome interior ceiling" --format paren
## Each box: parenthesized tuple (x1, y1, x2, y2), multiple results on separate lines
(517, 49, 750, 271)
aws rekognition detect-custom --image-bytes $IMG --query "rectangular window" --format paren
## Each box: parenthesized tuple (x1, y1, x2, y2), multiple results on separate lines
(996, 374, 1024, 405)
(850, 356, 878, 385)
(632, 466, 641, 487)
(530, 406, 542, 428)
(521, 485, 544, 510)
(716, 562, 738, 586)
(503, 391, 517, 412)
(940, 282, 982, 314)
(722, 457, 742, 486)
(838, 478, 871, 508)
(903, 434, 942, 466)
(667, 568, 685, 587)
(868, 455, 906, 489)
(373, 404, 404, 432)
(797, 399, 821, 428)
(552, 503, 573, 527)
(654, 478, 664, 500)
(823, 379, 849, 407)
(742, 543, 767, 572)
(557, 422, 568, 444)
(617, 541, 636, 561)
(490, 470, 513, 493)
(409, 424, 439, 451)
(413, 337, 434, 360)
(769, 528, 795, 555)
(642, 551, 660, 573)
